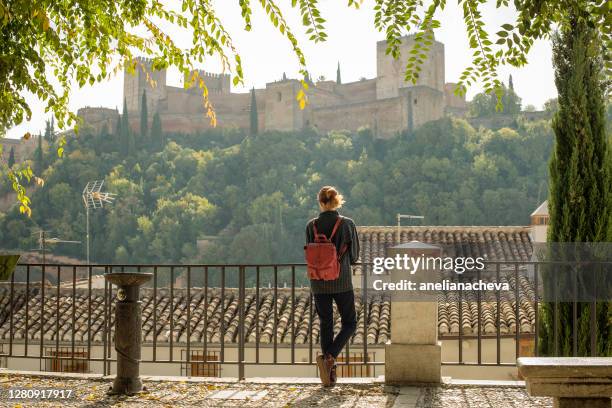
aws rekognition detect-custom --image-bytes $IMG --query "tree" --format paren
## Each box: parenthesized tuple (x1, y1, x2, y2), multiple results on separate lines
(249, 88, 258, 136)
(151, 112, 163, 151)
(336, 61, 342, 85)
(3, 1, 608, 216)
(544, 98, 559, 114)
(524, 104, 536, 112)
(140, 90, 148, 143)
(34, 133, 43, 175)
(119, 98, 134, 156)
(508, 74, 514, 91)
(541, 11, 611, 357)
(469, 84, 522, 117)
(44, 118, 55, 143)
(7, 147, 15, 169)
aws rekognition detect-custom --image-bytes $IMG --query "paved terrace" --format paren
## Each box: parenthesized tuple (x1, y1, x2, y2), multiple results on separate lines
(0, 372, 554, 407)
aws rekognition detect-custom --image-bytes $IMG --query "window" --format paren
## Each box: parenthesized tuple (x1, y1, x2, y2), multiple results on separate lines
(414, 98, 418, 105)
(45, 347, 89, 373)
(182, 350, 221, 377)
(318, 352, 375, 378)
(277, 92, 282, 102)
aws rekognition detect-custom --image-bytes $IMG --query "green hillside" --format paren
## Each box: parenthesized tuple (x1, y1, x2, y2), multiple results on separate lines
(0, 116, 553, 264)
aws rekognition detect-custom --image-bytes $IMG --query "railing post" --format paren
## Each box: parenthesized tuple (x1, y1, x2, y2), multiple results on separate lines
(238, 266, 245, 381)
(385, 242, 442, 384)
(104, 271, 152, 395)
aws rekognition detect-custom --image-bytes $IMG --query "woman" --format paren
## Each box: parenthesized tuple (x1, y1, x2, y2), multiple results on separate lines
(305, 186, 360, 386)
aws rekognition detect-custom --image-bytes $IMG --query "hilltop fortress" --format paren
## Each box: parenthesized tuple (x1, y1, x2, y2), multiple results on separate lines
(78, 35, 467, 138)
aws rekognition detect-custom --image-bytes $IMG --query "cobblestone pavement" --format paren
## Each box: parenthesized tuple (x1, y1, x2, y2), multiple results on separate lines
(0, 375, 554, 408)
(0, 375, 394, 408)
(415, 386, 553, 408)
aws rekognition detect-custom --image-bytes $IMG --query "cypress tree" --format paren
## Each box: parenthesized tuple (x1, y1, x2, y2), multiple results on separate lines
(336, 61, 342, 85)
(508, 74, 514, 91)
(140, 90, 148, 143)
(249, 88, 258, 136)
(540, 11, 611, 357)
(7, 147, 15, 168)
(120, 98, 130, 156)
(151, 112, 163, 151)
(34, 133, 43, 175)
(44, 119, 54, 143)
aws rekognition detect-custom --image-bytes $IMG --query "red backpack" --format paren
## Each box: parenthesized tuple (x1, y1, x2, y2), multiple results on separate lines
(304, 217, 347, 281)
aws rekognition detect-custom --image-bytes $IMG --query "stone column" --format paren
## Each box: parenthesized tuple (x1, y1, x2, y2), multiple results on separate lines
(104, 272, 152, 395)
(385, 241, 442, 384)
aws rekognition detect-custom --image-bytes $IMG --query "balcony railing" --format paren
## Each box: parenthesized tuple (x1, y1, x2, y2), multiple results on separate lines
(0, 261, 607, 378)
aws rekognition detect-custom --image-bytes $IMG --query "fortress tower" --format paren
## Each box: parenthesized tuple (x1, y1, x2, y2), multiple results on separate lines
(184, 69, 231, 95)
(376, 35, 446, 132)
(123, 57, 167, 114)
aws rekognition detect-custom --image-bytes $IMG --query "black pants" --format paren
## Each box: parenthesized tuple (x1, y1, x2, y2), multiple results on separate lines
(314, 290, 357, 358)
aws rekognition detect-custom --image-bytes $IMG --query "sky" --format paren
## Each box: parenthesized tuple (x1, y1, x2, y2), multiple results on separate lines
(6, 1, 557, 139)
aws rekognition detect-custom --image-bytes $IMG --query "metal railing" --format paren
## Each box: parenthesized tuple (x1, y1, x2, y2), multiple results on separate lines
(0, 263, 385, 379)
(0, 261, 608, 377)
(440, 261, 610, 366)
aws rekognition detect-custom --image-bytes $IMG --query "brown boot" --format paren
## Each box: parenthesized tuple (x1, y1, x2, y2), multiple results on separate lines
(316, 354, 331, 386)
(329, 363, 337, 386)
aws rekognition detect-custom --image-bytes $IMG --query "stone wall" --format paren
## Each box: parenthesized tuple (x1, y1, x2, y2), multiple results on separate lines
(310, 97, 406, 138)
(77, 107, 119, 135)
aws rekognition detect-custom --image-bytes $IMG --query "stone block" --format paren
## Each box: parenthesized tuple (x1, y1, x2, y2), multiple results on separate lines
(517, 357, 612, 408)
(385, 342, 441, 384)
(391, 301, 438, 344)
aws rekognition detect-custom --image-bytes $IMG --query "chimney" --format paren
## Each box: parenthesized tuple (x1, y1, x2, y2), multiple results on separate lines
(530, 200, 549, 243)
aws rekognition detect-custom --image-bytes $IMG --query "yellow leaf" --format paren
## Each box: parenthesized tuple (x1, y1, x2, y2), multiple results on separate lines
(22, 132, 31, 140)
(298, 99, 306, 110)
(42, 14, 49, 31)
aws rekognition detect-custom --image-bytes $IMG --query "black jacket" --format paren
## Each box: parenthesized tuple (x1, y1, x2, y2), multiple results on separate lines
(305, 210, 360, 294)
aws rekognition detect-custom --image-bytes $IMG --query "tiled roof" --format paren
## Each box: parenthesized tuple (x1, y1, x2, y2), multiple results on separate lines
(0, 276, 536, 346)
(356, 226, 533, 274)
(437, 273, 535, 336)
(0, 286, 390, 345)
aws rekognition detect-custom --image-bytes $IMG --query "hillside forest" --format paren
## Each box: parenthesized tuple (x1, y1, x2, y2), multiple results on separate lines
(0, 105, 555, 268)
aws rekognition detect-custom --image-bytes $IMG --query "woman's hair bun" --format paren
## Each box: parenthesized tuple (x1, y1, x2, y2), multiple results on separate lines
(318, 186, 345, 209)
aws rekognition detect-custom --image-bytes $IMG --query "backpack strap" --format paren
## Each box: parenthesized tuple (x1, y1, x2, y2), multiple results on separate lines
(329, 216, 343, 240)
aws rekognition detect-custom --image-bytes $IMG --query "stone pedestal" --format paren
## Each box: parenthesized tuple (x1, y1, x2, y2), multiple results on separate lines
(105, 272, 152, 395)
(518, 357, 612, 408)
(385, 241, 442, 385)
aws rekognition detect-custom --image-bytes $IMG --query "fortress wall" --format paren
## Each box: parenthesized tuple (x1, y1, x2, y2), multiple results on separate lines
(306, 87, 344, 109)
(334, 79, 377, 103)
(165, 87, 251, 115)
(310, 97, 406, 138)
(403, 86, 445, 131)
(444, 83, 467, 109)
(127, 110, 250, 134)
(77, 107, 119, 135)
(0, 137, 41, 164)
